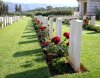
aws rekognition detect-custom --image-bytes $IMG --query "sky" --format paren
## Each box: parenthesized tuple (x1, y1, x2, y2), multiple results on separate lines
(3, 0, 78, 7)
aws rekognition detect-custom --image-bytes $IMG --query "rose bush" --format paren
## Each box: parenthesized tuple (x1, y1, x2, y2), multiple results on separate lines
(83, 19, 89, 25)
(36, 20, 41, 25)
(39, 26, 46, 31)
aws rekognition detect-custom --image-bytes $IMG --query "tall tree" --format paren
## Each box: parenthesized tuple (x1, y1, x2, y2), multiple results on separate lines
(5, 4, 8, 14)
(0, 0, 3, 15)
(18, 4, 22, 12)
(15, 4, 18, 13)
(2, 3, 6, 15)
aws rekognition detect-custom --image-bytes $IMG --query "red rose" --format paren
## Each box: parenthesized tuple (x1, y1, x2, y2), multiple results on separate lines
(51, 36, 60, 45)
(36, 20, 41, 24)
(66, 42, 69, 46)
(63, 32, 70, 39)
(39, 26, 46, 31)
(42, 41, 50, 47)
(83, 19, 89, 24)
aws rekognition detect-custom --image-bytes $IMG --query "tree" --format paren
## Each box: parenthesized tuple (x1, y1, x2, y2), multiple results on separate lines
(15, 4, 18, 13)
(46, 6, 53, 11)
(18, 4, 22, 12)
(5, 4, 8, 14)
(2, 3, 6, 15)
(0, 0, 9, 16)
(0, 0, 2, 15)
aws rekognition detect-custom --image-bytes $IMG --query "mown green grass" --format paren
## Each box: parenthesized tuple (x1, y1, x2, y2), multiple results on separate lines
(0, 17, 50, 78)
(96, 20, 100, 25)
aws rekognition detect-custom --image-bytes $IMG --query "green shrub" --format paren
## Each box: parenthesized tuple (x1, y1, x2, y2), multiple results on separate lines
(53, 17, 56, 21)
(96, 9, 100, 20)
(52, 57, 68, 74)
(83, 24, 100, 33)
(35, 10, 73, 16)
(62, 19, 70, 25)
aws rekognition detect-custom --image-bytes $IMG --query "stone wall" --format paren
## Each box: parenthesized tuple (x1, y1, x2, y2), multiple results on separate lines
(87, 0, 100, 16)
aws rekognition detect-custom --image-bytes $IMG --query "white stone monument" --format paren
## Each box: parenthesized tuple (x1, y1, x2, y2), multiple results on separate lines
(4, 17, 7, 26)
(69, 19, 83, 72)
(56, 18, 62, 40)
(49, 17, 53, 39)
(45, 17, 48, 27)
(83, 15, 87, 20)
(10, 17, 13, 24)
(90, 16, 96, 25)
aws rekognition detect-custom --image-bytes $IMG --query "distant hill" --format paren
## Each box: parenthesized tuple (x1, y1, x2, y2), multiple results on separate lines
(5, 2, 70, 12)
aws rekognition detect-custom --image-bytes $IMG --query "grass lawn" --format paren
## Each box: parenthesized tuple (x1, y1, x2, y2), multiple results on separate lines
(0, 17, 50, 78)
(96, 20, 100, 25)
(0, 17, 100, 78)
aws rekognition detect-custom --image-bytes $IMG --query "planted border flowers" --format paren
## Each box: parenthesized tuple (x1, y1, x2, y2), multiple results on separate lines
(32, 18, 75, 75)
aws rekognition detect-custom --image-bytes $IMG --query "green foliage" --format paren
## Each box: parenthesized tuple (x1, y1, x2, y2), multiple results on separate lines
(0, 0, 9, 15)
(62, 19, 70, 25)
(45, 41, 68, 56)
(52, 57, 68, 74)
(15, 4, 22, 14)
(83, 24, 100, 33)
(25, 6, 77, 16)
(96, 9, 100, 20)
(35, 10, 73, 16)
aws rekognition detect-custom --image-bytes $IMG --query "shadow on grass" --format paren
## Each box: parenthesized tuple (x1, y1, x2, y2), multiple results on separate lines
(19, 40, 38, 44)
(20, 63, 34, 68)
(87, 31, 99, 34)
(20, 57, 44, 68)
(22, 35, 36, 38)
(5, 67, 50, 78)
(13, 49, 42, 57)
(21, 35, 37, 39)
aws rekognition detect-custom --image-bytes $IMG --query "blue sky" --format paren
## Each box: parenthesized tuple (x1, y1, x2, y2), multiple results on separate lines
(3, 0, 78, 7)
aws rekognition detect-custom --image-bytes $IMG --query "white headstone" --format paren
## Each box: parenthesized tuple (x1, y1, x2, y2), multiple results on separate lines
(49, 17, 53, 39)
(45, 17, 48, 27)
(39, 15, 42, 23)
(74, 12, 79, 19)
(83, 15, 87, 20)
(6, 17, 8, 26)
(69, 19, 83, 72)
(56, 18, 62, 40)
(10, 17, 13, 24)
(4, 17, 7, 26)
(90, 16, 96, 25)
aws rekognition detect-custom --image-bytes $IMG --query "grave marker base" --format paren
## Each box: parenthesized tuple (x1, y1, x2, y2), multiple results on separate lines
(68, 57, 88, 73)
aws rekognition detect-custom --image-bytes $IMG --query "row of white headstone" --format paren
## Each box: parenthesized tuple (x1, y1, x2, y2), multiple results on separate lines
(34, 15, 83, 72)
(0, 16, 21, 28)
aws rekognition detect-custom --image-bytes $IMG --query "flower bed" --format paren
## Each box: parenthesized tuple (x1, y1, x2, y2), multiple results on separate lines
(83, 19, 100, 33)
(32, 18, 77, 75)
